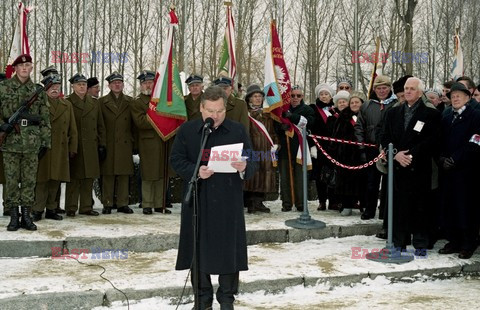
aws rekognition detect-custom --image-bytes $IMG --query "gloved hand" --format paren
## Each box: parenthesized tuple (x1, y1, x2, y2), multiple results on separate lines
(439, 156, 455, 170)
(282, 111, 293, 119)
(0, 123, 14, 134)
(98, 146, 107, 162)
(281, 123, 290, 131)
(38, 147, 48, 160)
(310, 146, 317, 159)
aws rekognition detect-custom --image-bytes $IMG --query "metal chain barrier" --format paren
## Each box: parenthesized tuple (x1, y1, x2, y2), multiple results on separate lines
(310, 135, 385, 170)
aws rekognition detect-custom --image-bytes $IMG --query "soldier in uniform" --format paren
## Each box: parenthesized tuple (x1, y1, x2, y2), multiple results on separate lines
(98, 72, 135, 214)
(87, 77, 100, 99)
(32, 68, 78, 221)
(65, 73, 106, 217)
(213, 77, 249, 131)
(0, 73, 7, 216)
(130, 70, 172, 215)
(184, 74, 204, 120)
(0, 54, 51, 231)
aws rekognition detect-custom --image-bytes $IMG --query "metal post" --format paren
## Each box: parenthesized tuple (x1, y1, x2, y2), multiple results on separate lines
(367, 143, 413, 264)
(285, 125, 326, 229)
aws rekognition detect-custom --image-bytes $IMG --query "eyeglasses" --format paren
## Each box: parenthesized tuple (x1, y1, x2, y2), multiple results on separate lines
(339, 86, 351, 90)
(291, 94, 303, 98)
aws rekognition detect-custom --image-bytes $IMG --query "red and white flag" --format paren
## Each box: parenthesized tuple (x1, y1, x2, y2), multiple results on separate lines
(217, 2, 237, 83)
(5, 2, 32, 78)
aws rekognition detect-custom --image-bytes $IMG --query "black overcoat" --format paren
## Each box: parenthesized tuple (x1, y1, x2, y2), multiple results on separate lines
(170, 118, 257, 274)
(381, 100, 441, 240)
(439, 105, 480, 230)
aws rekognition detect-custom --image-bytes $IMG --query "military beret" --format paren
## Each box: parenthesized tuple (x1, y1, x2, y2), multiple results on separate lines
(0, 73, 6, 81)
(136, 70, 156, 83)
(87, 77, 99, 88)
(185, 74, 203, 85)
(69, 73, 87, 84)
(12, 54, 32, 66)
(40, 65, 59, 77)
(213, 76, 233, 86)
(105, 71, 123, 83)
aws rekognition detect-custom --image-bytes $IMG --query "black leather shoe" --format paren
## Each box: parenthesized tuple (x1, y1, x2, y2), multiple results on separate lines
(361, 213, 375, 220)
(102, 207, 112, 214)
(54, 207, 66, 214)
(143, 208, 153, 215)
(117, 206, 134, 214)
(45, 209, 63, 220)
(255, 202, 271, 213)
(154, 208, 171, 214)
(32, 211, 43, 222)
(438, 243, 460, 254)
(281, 206, 292, 212)
(317, 202, 326, 211)
(79, 210, 99, 216)
(458, 250, 474, 259)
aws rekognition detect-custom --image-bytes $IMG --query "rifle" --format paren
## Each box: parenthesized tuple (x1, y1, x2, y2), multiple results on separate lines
(0, 77, 54, 146)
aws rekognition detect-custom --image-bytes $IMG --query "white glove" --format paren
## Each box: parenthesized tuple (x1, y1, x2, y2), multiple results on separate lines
(310, 146, 317, 159)
(271, 144, 279, 152)
(297, 115, 308, 129)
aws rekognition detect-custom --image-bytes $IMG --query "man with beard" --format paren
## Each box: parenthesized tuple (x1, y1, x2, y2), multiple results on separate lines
(33, 70, 78, 221)
(130, 70, 172, 215)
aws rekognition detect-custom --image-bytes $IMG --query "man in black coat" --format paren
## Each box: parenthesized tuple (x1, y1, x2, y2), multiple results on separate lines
(381, 77, 441, 252)
(438, 82, 480, 259)
(170, 86, 257, 310)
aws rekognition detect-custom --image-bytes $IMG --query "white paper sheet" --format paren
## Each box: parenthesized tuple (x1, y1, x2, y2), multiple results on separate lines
(207, 142, 244, 173)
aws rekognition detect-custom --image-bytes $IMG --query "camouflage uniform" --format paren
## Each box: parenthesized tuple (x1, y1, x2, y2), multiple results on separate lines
(0, 76, 51, 211)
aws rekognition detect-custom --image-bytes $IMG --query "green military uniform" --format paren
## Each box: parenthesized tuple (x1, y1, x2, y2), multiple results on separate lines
(34, 96, 78, 213)
(130, 93, 173, 210)
(184, 92, 202, 121)
(98, 91, 134, 209)
(65, 92, 106, 215)
(226, 94, 249, 131)
(0, 74, 51, 229)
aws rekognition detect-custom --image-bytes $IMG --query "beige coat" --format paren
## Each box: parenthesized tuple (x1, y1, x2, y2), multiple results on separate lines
(130, 93, 173, 181)
(66, 93, 106, 179)
(37, 97, 78, 182)
(98, 92, 134, 176)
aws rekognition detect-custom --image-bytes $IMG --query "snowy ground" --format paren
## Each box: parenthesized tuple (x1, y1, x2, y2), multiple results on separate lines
(93, 276, 480, 310)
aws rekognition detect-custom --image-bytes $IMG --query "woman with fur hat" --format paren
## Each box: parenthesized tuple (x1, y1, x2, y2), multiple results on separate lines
(243, 84, 278, 214)
(309, 83, 339, 211)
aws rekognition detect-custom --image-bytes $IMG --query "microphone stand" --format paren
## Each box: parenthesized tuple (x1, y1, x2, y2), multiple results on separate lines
(184, 125, 212, 310)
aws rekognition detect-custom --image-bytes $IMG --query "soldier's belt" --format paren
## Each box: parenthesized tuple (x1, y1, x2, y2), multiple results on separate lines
(3, 118, 40, 126)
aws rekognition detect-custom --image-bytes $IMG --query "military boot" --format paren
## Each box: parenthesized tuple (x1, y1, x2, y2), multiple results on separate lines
(45, 209, 63, 220)
(20, 206, 37, 231)
(32, 211, 43, 221)
(7, 207, 20, 231)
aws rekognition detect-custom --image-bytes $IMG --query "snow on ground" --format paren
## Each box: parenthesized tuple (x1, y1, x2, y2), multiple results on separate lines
(93, 275, 480, 310)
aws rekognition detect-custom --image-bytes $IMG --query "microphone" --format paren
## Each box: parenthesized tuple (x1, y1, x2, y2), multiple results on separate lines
(203, 117, 214, 130)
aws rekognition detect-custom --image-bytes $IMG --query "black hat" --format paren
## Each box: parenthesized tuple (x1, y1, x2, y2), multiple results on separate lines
(87, 77, 99, 88)
(447, 82, 472, 99)
(213, 76, 233, 86)
(185, 74, 203, 85)
(69, 73, 87, 84)
(137, 70, 156, 83)
(105, 71, 123, 83)
(0, 73, 6, 81)
(245, 84, 264, 103)
(12, 54, 32, 66)
(41, 74, 61, 86)
(40, 65, 59, 77)
(392, 75, 413, 94)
